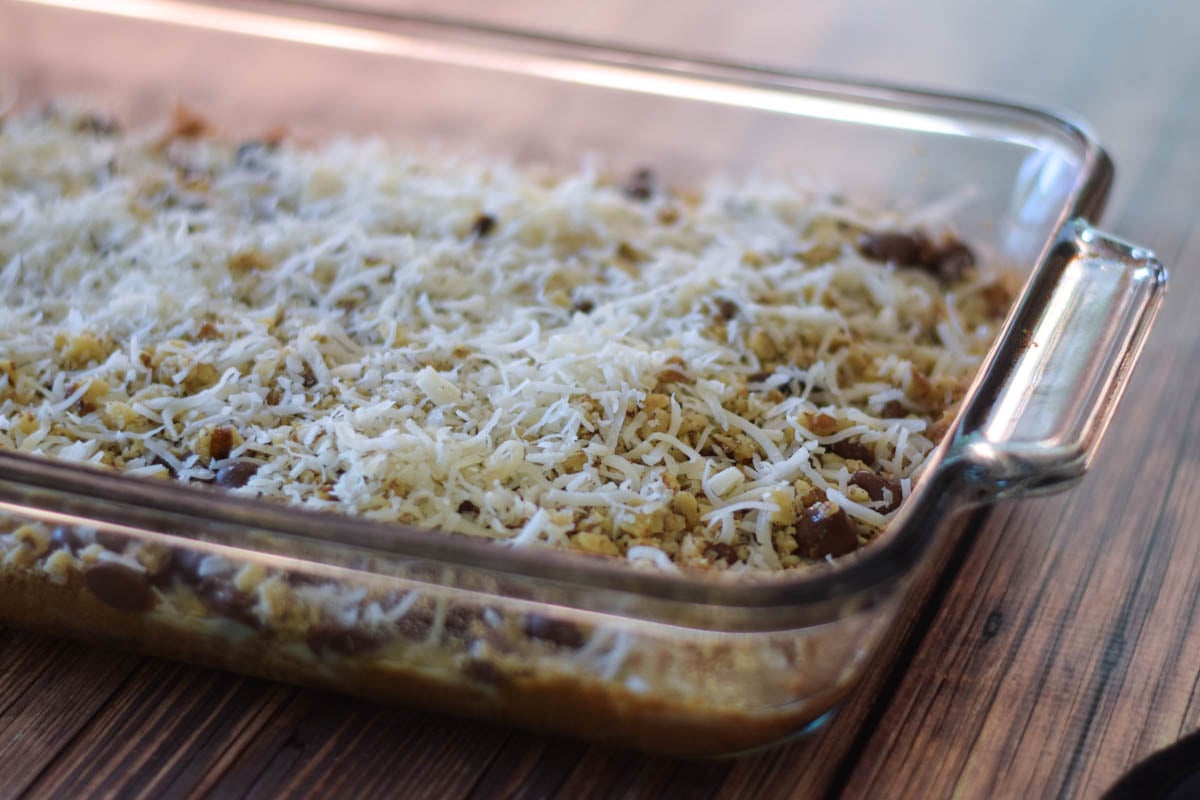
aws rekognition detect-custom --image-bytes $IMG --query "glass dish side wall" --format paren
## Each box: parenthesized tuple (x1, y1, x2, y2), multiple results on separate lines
(0, 0, 1110, 754)
(0, 503, 897, 755)
(0, 0, 1107, 603)
(0, 0, 1098, 268)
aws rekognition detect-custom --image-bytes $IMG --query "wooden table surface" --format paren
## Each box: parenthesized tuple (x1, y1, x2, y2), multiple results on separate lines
(2, 1, 1198, 798)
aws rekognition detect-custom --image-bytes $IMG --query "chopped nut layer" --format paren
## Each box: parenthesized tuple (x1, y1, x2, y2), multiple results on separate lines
(0, 107, 1013, 572)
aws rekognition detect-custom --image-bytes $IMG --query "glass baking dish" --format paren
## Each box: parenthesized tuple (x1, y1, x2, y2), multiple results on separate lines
(0, 0, 1167, 756)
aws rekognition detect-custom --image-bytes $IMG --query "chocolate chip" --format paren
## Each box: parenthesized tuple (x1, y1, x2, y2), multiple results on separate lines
(469, 213, 496, 238)
(49, 526, 86, 553)
(84, 561, 154, 613)
(167, 548, 207, 585)
(523, 614, 586, 649)
(880, 399, 907, 419)
(800, 486, 827, 507)
(848, 471, 903, 513)
(857, 231, 925, 265)
(705, 542, 739, 566)
(215, 460, 258, 489)
(793, 502, 860, 559)
(195, 578, 259, 628)
(715, 298, 739, 321)
(623, 167, 656, 201)
(828, 439, 876, 465)
(284, 571, 329, 588)
(306, 624, 382, 656)
(457, 500, 479, 515)
(572, 298, 595, 314)
(933, 240, 975, 282)
(858, 230, 975, 284)
(94, 531, 129, 552)
(208, 426, 236, 461)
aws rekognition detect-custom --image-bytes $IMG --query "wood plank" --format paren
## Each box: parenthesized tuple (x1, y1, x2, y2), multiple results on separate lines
(464, 734, 588, 800)
(21, 659, 293, 799)
(0, 632, 142, 799)
(201, 692, 513, 799)
(0, 1, 1197, 798)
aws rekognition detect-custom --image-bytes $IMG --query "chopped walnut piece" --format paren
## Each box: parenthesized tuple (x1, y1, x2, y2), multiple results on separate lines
(228, 248, 272, 274)
(194, 425, 244, 464)
(56, 332, 109, 368)
(166, 104, 211, 140)
(571, 532, 620, 557)
(807, 412, 840, 437)
(181, 363, 220, 394)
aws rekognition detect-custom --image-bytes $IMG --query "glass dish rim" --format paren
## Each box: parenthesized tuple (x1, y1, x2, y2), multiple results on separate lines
(0, 0, 1115, 614)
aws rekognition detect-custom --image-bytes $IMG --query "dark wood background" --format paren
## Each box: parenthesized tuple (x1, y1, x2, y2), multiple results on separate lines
(2, 1, 1198, 797)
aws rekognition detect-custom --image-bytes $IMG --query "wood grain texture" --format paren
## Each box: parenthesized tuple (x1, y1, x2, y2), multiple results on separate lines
(1, 0, 1198, 798)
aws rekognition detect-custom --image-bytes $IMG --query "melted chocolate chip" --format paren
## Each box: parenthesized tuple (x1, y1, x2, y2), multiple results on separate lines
(572, 298, 595, 314)
(857, 231, 925, 265)
(469, 213, 496, 238)
(49, 526, 86, 553)
(167, 548, 207, 585)
(195, 578, 259, 628)
(523, 614, 586, 649)
(858, 230, 976, 284)
(457, 500, 479, 515)
(306, 624, 382, 656)
(84, 561, 154, 613)
(94, 531, 130, 552)
(880, 399, 908, 419)
(623, 167, 656, 201)
(705, 542, 739, 566)
(828, 439, 876, 465)
(934, 240, 975, 282)
(283, 571, 329, 588)
(215, 460, 258, 489)
(793, 502, 860, 559)
(848, 471, 903, 513)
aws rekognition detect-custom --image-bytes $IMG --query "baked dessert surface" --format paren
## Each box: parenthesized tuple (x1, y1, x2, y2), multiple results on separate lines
(0, 107, 1012, 572)
(0, 107, 1013, 752)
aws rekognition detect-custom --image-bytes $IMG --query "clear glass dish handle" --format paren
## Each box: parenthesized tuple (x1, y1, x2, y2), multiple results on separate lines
(953, 219, 1167, 500)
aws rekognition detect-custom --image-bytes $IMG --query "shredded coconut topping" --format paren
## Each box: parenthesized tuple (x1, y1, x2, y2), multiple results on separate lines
(0, 107, 1014, 572)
